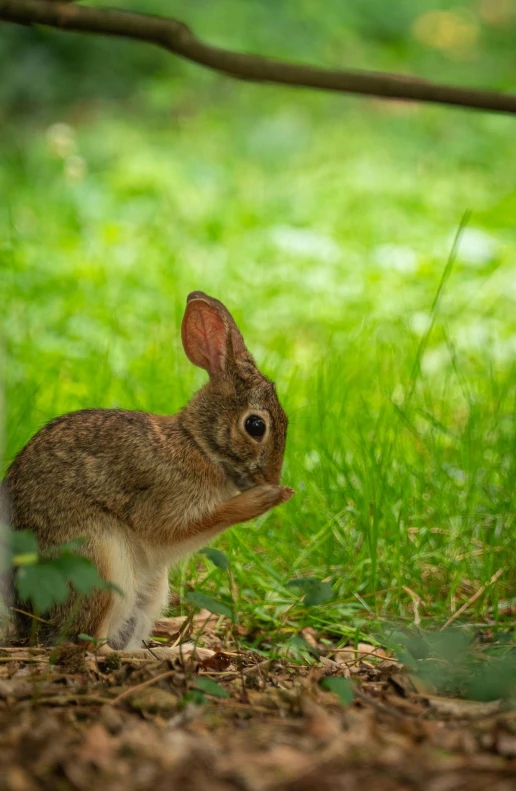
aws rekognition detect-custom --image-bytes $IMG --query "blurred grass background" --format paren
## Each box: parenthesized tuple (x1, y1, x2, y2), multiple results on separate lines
(1, 0, 516, 645)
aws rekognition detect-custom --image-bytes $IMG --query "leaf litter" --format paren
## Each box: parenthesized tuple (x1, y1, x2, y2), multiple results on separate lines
(1, 615, 516, 791)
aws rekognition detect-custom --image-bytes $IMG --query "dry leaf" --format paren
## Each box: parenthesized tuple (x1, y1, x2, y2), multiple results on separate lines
(4, 767, 39, 791)
(78, 723, 115, 768)
(301, 627, 319, 649)
(199, 650, 231, 671)
(496, 731, 516, 757)
(319, 655, 344, 672)
(426, 696, 501, 719)
(301, 696, 342, 743)
(0, 679, 34, 699)
(332, 642, 388, 664)
(128, 688, 179, 717)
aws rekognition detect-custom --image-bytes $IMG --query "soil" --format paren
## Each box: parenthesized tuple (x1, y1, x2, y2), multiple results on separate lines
(1, 616, 516, 791)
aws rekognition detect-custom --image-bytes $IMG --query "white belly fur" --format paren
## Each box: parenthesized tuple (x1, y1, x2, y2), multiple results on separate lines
(104, 486, 236, 648)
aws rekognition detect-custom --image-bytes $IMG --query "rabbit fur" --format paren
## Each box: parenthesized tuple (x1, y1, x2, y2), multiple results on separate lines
(1, 291, 293, 660)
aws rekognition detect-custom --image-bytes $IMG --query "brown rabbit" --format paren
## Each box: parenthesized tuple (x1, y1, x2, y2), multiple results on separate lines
(2, 291, 293, 659)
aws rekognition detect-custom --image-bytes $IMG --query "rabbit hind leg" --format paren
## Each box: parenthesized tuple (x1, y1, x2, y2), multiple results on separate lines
(95, 569, 215, 662)
(123, 568, 169, 649)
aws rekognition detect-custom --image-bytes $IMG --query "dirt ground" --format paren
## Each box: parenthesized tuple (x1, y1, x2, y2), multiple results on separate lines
(1, 615, 516, 791)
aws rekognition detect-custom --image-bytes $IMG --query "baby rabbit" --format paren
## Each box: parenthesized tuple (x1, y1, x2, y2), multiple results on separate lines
(2, 291, 293, 659)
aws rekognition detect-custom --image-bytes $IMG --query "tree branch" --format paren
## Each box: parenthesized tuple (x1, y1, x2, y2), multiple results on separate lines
(1, 0, 516, 115)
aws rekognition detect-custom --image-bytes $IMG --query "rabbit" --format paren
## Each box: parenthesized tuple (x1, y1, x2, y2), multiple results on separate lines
(1, 291, 294, 660)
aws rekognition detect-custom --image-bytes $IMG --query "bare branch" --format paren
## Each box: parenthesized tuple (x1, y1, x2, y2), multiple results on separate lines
(1, 0, 516, 115)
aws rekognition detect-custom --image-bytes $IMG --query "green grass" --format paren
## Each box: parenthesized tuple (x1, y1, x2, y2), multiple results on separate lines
(1, 74, 516, 647)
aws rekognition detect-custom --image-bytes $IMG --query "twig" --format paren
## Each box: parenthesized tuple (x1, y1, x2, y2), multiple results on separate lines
(141, 640, 163, 661)
(0, 656, 48, 663)
(243, 658, 274, 677)
(9, 607, 52, 625)
(332, 646, 388, 668)
(38, 694, 113, 705)
(353, 686, 405, 720)
(441, 568, 505, 631)
(170, 610, 195, 649)
(110, 669, 177, 705)
(1, 0, 516, 115)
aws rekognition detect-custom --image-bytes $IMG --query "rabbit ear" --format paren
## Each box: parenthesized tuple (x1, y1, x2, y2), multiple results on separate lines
(186, 291, 248, 361)
(181, 297, 228, 376)
(182, 292, 250, 377)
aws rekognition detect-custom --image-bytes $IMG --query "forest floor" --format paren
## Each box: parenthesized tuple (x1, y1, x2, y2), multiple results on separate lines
(1, 613, 516, 791)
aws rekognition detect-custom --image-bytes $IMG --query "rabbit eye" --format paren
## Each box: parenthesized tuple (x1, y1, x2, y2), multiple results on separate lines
(244, 415, 266, 439)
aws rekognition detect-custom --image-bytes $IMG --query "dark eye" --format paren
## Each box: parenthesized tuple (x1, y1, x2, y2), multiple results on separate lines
(244, 415, 266, 439)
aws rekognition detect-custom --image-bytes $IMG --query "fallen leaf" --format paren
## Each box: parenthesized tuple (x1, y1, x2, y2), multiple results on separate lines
(199, 650, 231, 671)
(4, 766, 39, 791)
(128, 687, 179, 717)
(332, 642, 388, 664)
(301, 627, 319, 649)
(301, 696, 342, 742)
(0, 679, 34, 699)
(78, 723, 115, 768)
(496, 731, 516, 757)
(152, 609, 217, 639)
(426, 696, 501, 719)
(388, 673, 417, 697)
(319, 655, 344, 672)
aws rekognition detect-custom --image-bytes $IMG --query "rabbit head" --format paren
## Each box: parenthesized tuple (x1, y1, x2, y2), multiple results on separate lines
(180, 291, 288, 491)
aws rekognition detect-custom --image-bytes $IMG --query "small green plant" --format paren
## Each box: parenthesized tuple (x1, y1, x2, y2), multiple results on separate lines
(182, 677, 230, 706)
(184, 590, 234, 620)
(199, 547, 230, 570)
(179, 555, 233, 705)
(321, 676, 355, 705)
(6, 528, 121, 616)
(385, 626, 516, 702)
(192, 677, 229, 699)
(185, 547, 235, 621)
(287, 633, 321, 661)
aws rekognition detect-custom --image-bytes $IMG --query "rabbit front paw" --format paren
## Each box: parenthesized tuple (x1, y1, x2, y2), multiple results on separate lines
(246, 484, 295, 516)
